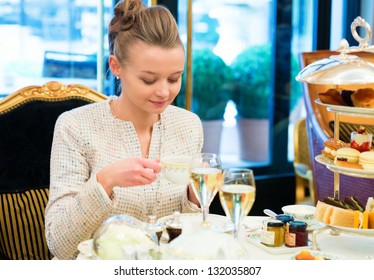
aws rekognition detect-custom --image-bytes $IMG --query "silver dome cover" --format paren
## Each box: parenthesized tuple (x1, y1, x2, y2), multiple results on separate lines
(296, 16, 374, 85)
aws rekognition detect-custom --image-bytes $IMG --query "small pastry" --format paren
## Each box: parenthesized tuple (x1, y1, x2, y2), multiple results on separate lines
(318, 89, 347, 106)
(334, 147, 360, 163)
(334, 158, 363, 169)
(333, 147, 362, 169)
(350, 126, 372, 152)
(321, 138, 349, 160)
(359, 151, 374, 170)
(351, 88, 374, 108)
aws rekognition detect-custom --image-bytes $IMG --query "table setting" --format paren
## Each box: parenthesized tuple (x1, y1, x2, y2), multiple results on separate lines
(76, 153, 374, 260)
(76, 213, 374, 260)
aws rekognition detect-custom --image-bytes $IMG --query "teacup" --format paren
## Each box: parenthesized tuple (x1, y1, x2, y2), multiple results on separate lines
(161, 155, 193, 185)
(281, 204, 317, 227)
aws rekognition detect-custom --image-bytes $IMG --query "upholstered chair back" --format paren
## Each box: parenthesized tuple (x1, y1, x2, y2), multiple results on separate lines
(293, 118, 314, 205)
(0, 81, 107, 259)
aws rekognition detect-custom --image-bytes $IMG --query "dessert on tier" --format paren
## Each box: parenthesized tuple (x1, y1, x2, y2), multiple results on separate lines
(350, 126, 372, 152)
(314, 196, 374, 229)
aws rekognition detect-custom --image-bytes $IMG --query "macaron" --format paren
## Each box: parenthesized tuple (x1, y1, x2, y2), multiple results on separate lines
(359, 151, 374, 170)
(335, 147, 360, 163)
(322, 138, 349, 159)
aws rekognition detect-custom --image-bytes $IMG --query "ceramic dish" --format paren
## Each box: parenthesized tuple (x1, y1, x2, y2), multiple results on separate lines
(307, 221, 326, 232)
(282, 204, 316, 223)
(315, 154, 374, 178)
(245, 232, 312, 255)
(315, 99, 374, 116)
(291, 249, 343, 260)
(329, 225, 374, 236)
(160, 155, 193, 185)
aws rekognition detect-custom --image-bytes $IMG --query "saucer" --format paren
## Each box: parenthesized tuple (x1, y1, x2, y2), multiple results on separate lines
(292, 249, 343, 260)
(307, 221, 326, 232)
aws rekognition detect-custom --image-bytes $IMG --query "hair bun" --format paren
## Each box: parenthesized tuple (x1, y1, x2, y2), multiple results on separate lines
(109, 0, 142, 53)
(120, 13, 136, 31)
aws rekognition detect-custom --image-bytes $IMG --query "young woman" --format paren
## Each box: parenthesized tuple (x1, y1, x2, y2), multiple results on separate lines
(45, 0, 203, 259)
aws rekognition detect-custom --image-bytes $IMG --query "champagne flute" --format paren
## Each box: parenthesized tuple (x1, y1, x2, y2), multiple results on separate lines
(189, 153, 223, 227)
(219, 168, 256, 238)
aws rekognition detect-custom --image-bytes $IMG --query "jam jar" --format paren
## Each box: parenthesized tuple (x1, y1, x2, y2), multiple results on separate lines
(276, 214, 294, 231)
(285, 221, 308, 247)
(260, 220, 284, 247)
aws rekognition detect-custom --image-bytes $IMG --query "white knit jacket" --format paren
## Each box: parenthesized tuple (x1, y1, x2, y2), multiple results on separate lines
(45, 97, 203, 259)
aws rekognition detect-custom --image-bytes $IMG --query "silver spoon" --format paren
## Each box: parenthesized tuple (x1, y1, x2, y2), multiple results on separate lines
(263, 209, 278, 218)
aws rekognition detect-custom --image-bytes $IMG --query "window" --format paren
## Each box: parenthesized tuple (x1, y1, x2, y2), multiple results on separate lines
(175, 0, 277, 172)
(170, 0, 373, 175)
(0, 0, 113, 98)
(288, 0, 314, 161)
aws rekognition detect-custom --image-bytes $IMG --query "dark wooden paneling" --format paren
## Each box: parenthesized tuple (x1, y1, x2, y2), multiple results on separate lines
(210, 173, 296, 217)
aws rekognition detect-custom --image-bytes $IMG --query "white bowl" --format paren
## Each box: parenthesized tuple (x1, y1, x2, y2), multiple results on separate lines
(281, 204, 316, 225)
(161, 155, 192, 185)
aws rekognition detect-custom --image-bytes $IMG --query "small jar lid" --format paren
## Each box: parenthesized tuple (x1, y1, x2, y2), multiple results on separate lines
(267, 220, 284, 227)
(276, 214, 294, 223)
(289, 221, 307, 230)
(165, 211, 182, 228)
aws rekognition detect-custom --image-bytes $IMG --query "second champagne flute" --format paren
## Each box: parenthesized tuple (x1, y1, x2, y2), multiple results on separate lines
(190, 153, 223, 227)
(219, 168, 256, 238)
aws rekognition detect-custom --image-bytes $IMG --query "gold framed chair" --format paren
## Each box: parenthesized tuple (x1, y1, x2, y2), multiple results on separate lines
(293, 118, 314, 205)
(0, 81, 107, 260)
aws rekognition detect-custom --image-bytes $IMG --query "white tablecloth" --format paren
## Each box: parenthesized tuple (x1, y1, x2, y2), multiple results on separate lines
(77, 215, 374, 260)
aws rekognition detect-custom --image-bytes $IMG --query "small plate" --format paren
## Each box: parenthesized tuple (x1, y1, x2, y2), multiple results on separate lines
(315, 98, 374, 116)
(246, 232, 312, 255)
(292, 249, 343, 260)
(329, 225, 374, 236)
(315, 154, 374, 178)
(307, 221, 326, 232)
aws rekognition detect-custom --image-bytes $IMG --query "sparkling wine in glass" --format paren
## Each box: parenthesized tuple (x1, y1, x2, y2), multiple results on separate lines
(190, 153, 223, 227)
(219, 168, 256, 238)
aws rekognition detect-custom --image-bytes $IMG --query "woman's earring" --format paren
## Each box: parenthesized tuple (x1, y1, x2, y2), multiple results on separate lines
(116, 76, 120, 80)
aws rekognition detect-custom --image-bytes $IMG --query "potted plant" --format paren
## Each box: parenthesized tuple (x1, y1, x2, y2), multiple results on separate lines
(176, 48, 234, 153)
(230, 44, 271, 161)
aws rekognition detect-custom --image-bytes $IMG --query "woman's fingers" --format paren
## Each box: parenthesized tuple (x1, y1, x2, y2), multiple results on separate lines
(128, 158, 160, 185)
(139, 158, 161, 173)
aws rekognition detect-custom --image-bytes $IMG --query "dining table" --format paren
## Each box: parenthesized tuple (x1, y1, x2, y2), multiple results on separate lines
(240, 216, 374, 260)
(77, 214, 374, 260)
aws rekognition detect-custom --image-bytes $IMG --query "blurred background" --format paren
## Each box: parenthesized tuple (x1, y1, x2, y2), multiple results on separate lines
(1, 0, 372, 214)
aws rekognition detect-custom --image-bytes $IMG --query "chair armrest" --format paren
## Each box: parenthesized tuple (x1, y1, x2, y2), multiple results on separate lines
(294, 163, 313, 181)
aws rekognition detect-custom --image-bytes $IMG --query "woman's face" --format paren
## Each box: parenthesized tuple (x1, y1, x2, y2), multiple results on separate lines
(117, 41, 185, 115)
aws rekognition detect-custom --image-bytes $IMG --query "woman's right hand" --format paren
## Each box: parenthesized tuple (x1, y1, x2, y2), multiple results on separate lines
(96, 157, 161, 196)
